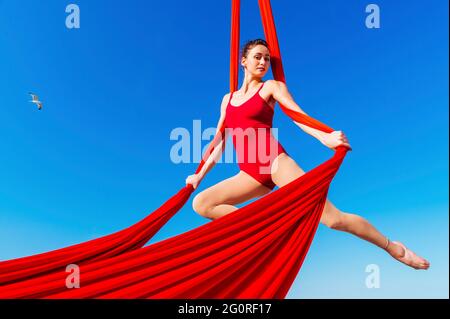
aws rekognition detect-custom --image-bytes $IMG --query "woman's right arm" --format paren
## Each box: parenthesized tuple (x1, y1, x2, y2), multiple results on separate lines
(186, 93, 230, 188)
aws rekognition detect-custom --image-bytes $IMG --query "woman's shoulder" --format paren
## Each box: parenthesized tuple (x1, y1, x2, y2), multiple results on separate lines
(221, 92, 232, 105)
(264, 80, 289, 99)
(222, 92, 232, 100)
(219, 92, 232, 114)
(264, 79, 286, 89)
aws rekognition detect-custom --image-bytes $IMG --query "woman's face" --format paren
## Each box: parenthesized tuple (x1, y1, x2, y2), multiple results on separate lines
(242, 44, 270, 77)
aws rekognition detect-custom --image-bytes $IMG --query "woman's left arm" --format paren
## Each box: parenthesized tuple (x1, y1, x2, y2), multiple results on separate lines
(270, 80, 351, 150)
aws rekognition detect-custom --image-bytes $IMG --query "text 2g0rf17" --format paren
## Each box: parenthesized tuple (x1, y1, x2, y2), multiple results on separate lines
(222, 303, 271, 314)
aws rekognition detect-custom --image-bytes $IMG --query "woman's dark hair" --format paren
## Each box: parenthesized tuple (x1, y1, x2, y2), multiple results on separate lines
(240, 38, 270, 60)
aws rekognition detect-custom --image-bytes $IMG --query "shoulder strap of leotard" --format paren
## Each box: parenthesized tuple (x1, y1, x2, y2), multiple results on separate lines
(257, 81, 265, 93)
(228, 91, 234, 104)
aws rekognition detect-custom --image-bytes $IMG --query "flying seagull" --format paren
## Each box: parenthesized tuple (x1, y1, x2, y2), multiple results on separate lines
(28, 92, 43, 110)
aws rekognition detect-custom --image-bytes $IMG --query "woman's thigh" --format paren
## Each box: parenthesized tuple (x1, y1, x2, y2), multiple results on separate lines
(270, 153, 340, 223)
(195, 170, 272, 208)
(271, 153, 306, 187)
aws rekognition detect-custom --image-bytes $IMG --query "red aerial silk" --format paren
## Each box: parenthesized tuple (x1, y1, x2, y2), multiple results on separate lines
(0, 0, 349, 299)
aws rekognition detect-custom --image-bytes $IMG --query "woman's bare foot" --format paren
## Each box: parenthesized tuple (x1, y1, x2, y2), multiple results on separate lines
(386, 240, 430, 270)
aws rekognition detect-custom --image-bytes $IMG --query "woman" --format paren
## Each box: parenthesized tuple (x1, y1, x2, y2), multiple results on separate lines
(186, 39, 429, 270)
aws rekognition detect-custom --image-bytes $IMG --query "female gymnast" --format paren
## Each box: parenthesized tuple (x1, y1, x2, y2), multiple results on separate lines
(186, 39, 429, 270)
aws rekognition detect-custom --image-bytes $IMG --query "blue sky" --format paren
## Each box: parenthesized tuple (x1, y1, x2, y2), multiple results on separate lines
(0, 0, 448, 298)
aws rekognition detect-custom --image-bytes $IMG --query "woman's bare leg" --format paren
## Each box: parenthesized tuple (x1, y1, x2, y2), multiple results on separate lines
(192, 170, 272, 220)
(271, 153, 430, 270)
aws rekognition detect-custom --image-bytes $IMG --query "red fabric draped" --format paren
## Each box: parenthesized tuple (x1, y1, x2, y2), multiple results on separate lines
(0, 187, 193, 286)
(0, 0, 349, 299)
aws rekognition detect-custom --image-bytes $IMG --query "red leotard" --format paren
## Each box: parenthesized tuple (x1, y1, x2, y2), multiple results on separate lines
(224, 81, 287, 190)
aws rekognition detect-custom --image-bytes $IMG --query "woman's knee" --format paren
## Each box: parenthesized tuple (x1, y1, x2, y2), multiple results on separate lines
(324, 215, 345, 230)
(321, 204, 346, 230)
(192, 193, 213, 218)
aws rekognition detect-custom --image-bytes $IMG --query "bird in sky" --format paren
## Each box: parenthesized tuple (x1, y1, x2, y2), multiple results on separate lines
(28, 92, 43, 110)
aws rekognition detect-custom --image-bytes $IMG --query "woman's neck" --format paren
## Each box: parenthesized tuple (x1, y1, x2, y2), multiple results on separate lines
(239, 75, 263, 94)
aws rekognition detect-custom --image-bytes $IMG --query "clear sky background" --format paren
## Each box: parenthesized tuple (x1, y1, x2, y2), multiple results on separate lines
(0, 0, 448, 298)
